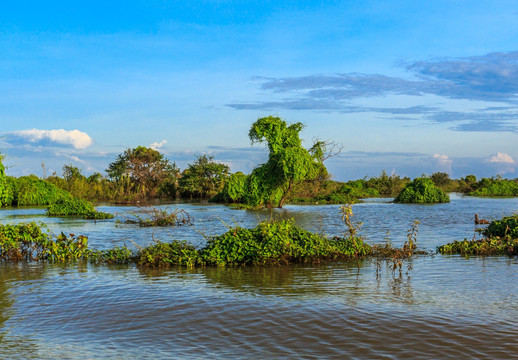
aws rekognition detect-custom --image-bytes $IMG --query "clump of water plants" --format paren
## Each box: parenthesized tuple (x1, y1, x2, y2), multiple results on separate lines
(394, 177, 450, 204)
(438, 214, 518, 256)
(122, 207, 192, 227)
(201, 218, 371, 266)
(134, 240, 201, 267)
(47, 197, 113, 219)
(0, 222, 90, 262)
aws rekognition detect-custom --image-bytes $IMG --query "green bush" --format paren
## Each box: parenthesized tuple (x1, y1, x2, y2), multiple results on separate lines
(135, 240, 201, 268)
(47, 197, 113, 219)
(394, 177, 450, 204)
(469, 178, 518, 197)
(3, 175, 72, 206)
(483, 215, 518, 238)
(200, 219, 371, 266)
(0, 222, 90, 261)
(212, 172, 247, 203)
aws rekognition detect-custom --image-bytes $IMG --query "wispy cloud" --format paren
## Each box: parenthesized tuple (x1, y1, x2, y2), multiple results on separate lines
(150, 139, 167, 151)
(229, 51, 518, 133)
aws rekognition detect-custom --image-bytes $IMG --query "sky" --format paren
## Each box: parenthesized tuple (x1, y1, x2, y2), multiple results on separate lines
(1, 0, 518, 180)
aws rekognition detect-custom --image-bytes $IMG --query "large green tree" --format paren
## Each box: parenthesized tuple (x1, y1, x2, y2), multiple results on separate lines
(106, 146, 179, 198)
(244, 116, 327, 208)
(179, 155, 230, 198)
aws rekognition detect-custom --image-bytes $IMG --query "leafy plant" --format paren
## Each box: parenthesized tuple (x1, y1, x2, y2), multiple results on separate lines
(178, 155, 230, 199)
(47, 197, 113, 219)
(394, 177, 450, 203)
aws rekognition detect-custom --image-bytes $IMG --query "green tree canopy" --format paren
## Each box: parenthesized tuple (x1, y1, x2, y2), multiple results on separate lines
(0, 154, 7, 206)
(244, 116, 327, 208)
(106, 146, 179, 198)
(179, 155, 230, 198)
(394, 177, 450, 204)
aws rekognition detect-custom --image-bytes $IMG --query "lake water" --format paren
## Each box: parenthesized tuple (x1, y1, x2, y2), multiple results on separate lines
(1, 194, 518, 359)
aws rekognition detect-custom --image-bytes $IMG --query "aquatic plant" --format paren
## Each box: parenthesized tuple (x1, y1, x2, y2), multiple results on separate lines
(122, 207, 192, 227)
(0, 222, 89, 262)
(47, 197, 113, 219)
(438, 214, 518, 256)
(394, 177, 450, 204)
(135, 240, 201, 268)
(201, 219, 371, 266)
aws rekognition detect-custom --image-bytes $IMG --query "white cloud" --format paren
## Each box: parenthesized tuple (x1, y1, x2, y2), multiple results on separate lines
(433, 153, 453, 173)
(10, 129, 93, 149)
(487, 152, 514, 163)
(150, 139, 167, 151)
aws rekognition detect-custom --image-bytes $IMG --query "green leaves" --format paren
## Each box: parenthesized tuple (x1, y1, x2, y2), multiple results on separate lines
(244, 116, 327, 208)
(394, 177, 450, 204)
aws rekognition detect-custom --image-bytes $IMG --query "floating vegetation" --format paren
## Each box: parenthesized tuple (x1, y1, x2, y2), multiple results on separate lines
(121, 207, 192, 227)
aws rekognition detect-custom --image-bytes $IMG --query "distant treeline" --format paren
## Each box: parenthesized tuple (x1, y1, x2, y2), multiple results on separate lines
(1, 116, 518, 208)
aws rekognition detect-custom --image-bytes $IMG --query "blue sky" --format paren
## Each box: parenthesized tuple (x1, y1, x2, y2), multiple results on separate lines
(1, 0, 518, 180)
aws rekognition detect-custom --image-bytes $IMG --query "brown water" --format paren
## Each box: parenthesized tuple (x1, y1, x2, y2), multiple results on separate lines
(1, 194, 518, 359)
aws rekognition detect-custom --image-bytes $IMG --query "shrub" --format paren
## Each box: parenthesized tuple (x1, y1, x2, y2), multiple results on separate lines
(394, 177, 450, 204)
(135, 240, 201, 268)
(7, 175, 72, 206)
(47, 197, 113, 219)
(482, 215, 518, 238)
(0, 222, 89, 262)
(122, 208, 192, 227)
(200, 219, 371, 266)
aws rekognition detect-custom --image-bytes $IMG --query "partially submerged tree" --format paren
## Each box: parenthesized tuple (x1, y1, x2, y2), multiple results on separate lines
(244, 116, 328, 208)
(179, 155, 230, 198)
(106, 146, 179, 198)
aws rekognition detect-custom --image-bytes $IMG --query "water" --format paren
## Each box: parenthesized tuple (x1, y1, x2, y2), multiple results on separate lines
(1, 195, 518, 359)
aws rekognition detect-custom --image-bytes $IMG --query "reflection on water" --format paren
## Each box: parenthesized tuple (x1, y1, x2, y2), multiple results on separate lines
(1, 196, 518, 358)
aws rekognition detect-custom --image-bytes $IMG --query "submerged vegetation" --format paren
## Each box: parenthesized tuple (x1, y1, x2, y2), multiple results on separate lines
(121, 207, 192, 227)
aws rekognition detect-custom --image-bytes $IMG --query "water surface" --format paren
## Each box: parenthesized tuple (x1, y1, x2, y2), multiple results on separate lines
(1, 195, 517, 359)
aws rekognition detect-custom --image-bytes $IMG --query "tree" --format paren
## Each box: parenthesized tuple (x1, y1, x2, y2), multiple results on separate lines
(394, 177, 450, 204)
(0, 154, 7, 206)
(244, 116, 327, 208)
(106, 146, 179, 198)
(179, 155, 230, 198)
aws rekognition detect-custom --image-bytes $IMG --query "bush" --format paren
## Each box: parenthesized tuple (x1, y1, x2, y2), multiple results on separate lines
(5, 175, 72, 206)
(483, 215, 518, 238)
(47, 197, 113, 219)
(469, 178, 518, 197)
(0, 222, 89, 261)
(200, 219, 371, 266)
(394, 177, 450, 204)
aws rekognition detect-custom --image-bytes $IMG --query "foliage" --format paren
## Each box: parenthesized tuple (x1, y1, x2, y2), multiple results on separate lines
(365, 171, 410, 197)
(178, 155, 230, 199)
(394, 177, 450, 203)
(438, 214, 518, 256)
(244, 116, 328, 208)
(3, 175, 72, 207)
(469, 177, 518, 197)
(437, 237, 518, 256)
(201, 219, 371, 266)
(211, 172, 247, 203)
(135, 240, 201, 268)
(482, 215, 518, 238)
(0, 222, 89, 262)
(0, 154, 7, 207)
(106, 146, 179, 198)
(122, 207, 192, 227)
(47, 197, 113, 219)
